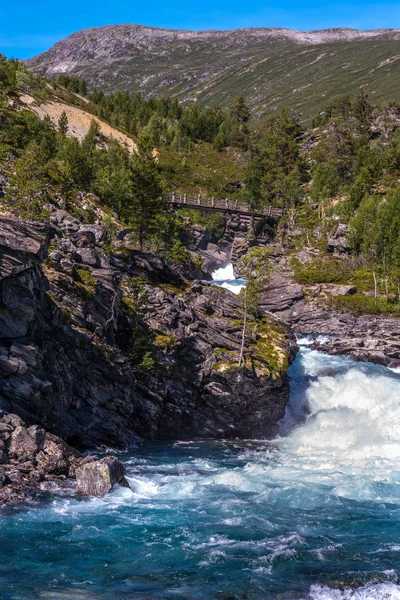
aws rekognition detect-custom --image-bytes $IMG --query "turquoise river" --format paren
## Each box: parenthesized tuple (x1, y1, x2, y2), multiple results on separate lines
(1, 335, 400, 599)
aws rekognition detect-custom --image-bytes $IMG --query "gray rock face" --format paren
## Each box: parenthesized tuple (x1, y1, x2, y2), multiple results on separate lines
(327, 224, 351, 254)
(337, 285, 357, 296)
(199, 243, 230, 274)
(0, 215, 297, 448)
(0, 411, 82, 505)
(256, 243, 400, 366)
(75, 457, 127, 496)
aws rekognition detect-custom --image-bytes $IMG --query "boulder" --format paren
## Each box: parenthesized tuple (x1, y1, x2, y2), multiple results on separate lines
(71, 230, 97, 248)
(81, 224, 105, 243)
(36, 438, 70, 476)
(327, 223, 351, 254)
(337, 285, 357, 296)
(72, 248, 101, 267)
(75, 456, 128, 496)
(0, 414, 83, 505)
(0, 217, 51, 260)
(9, 425, 44, 461)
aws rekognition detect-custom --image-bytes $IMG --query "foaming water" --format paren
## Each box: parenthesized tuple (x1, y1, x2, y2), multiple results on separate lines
(211, 262, 246, 294)
(1, 340, 400, 599)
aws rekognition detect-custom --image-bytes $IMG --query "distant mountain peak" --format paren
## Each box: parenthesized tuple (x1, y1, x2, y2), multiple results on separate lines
(26, 24, 400, 120)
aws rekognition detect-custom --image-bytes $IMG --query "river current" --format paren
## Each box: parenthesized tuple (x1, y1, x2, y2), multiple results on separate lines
(1, 271, 400, 599)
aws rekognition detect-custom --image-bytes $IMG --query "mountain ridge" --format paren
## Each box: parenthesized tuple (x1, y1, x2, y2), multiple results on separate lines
(26, 24, 400, 120)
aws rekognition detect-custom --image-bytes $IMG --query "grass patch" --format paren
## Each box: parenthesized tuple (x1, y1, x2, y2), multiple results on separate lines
(327, 293, 400, 316)
(74, 268, 96, 300)
(159, 142, 247, 199)
(154, 334, 177, 349)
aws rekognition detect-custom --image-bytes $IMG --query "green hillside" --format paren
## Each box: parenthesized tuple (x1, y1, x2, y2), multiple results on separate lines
(26, 25, 400, 121)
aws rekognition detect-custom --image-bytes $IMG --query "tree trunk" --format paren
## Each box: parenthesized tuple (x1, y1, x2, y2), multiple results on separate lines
(238, 288, 247, 368)
(289, 207, 295, 228)
(139, 226, 144, 251)
(373, 269, 377, 301)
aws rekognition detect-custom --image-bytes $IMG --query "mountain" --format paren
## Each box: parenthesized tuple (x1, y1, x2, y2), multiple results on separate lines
(26, 24, 400, 120)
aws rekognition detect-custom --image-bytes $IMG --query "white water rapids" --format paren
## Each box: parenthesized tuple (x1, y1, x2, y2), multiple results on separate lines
(3, 309, 400, 598)
(211, 263, 246, 294)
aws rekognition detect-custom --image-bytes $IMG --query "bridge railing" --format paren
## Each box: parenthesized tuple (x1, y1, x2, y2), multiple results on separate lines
(168, 193, 286, 218)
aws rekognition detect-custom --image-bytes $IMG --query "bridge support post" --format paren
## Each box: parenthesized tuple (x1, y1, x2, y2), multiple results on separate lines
(184, 194, 187, 205)
(198, 195, 201, 206)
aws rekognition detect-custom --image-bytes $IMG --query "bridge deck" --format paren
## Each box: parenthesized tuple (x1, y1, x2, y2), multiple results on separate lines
(168, 193, 286, 219)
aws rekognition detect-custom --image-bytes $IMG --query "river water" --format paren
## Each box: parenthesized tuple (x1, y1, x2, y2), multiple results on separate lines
(1, 272, 400, 599)
(211, 263, 246, 295)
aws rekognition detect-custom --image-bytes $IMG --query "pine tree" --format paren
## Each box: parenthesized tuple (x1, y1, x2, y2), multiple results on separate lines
(128, 134, 165, 250)
(229, 95, 251, 149)
(4, 143, 49, 219)
(58, 111, 69, 137)
(82, 119, 101, 152)
(230, 95, 250, 125)
(245, 154, 265, 213)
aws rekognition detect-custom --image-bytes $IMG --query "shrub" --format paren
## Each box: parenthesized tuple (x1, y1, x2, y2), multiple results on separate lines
(168, 240, 191, 266)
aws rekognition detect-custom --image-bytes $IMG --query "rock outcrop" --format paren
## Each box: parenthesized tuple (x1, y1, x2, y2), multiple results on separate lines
(0, 411, 81, 505)
(327, 224, 351, 254)
(0, 213, 297, 452)
(255, 242, 400, 366)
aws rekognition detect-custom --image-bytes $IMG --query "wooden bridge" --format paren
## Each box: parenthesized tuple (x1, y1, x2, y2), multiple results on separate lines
(168, 193, 286, 223)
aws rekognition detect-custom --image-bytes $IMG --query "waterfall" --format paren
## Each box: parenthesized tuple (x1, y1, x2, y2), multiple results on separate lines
(211, 262, 246, 295)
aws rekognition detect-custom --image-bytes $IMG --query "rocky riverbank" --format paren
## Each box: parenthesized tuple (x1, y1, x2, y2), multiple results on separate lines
(0, 410, 82, 505)
(229, 227, 400, 367)
(0, 211, 297, 504)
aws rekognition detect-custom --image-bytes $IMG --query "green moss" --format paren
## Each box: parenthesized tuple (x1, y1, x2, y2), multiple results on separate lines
(73, 268, 96, 300)
(159, 282, 189, 294)
(61, 307, 73, 325)
(213, 360, 243, 374)
(251, 319, 289, 377)
(153, 334, 176, 349)
(213, 347, 229, 355)
(76, 269, 96, 289)
(121, 295, 136, 314)
(75, 282, 95, 300)
(212, 349, 252, 374)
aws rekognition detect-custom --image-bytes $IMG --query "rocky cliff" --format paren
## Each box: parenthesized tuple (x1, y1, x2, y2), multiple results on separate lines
(0, 213, 297, 454)
(252, 237, 400, 367)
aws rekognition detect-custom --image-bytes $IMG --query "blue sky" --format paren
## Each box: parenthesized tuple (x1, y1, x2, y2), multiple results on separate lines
(2, 0, 400, 59)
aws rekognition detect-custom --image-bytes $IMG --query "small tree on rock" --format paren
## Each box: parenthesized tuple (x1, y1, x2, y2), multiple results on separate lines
(236, 247, 272, 368)
(128, 133, 165, 251)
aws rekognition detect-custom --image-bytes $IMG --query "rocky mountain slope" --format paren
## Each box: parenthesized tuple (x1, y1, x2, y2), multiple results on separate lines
(27, 25, 400, 119)
(18, 91, 137, 149)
